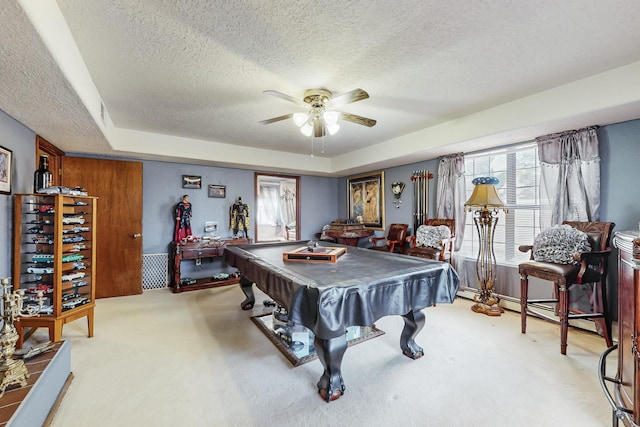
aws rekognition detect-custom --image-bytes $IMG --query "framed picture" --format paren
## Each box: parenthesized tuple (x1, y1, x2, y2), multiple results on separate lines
(0, 145, 12, 195)
(208, 184, 226, 198)
(182, 175, 202, 189)
(347, 171, 385, 230)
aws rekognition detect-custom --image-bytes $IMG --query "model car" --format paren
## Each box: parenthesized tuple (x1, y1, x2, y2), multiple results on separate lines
(32, 254, 54, 263)
(62, 292, 80, 302)
(62, 271, 85, 282)
(32, 236, 54, 244)
(61, 253, 83, 262)
(62, 297, 90, 310)
(27, 226, 44, 234)
(62, 216, 85, 225)
(71, 280, 88, 288)
(62, 235, 85, 243)
(36, 284, 53, 293)
(37, 205, 55, 213)
(26, 266, 54, 274)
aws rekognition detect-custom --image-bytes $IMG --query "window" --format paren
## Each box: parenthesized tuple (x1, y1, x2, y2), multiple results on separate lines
(462, 142, 544, 265)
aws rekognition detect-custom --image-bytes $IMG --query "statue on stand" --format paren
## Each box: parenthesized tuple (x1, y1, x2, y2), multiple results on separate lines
(230, 197, 250, 238)
(174, 195, 193, 242)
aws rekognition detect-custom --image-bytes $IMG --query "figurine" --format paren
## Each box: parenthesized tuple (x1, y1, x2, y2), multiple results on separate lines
(229, 197, 250, 238)
(174, 195, 193, 242)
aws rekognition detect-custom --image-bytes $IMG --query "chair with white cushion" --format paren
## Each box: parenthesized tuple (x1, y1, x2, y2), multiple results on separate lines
(406, 219, 455, 265)
(518, 221, 614, 355)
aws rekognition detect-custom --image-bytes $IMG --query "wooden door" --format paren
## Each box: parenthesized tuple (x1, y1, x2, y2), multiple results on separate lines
(62, 157, 143, 298)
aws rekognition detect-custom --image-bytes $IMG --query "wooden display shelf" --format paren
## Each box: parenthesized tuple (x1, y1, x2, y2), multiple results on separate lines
(171, 238, 251, 293)
(16, 303, 94, 348)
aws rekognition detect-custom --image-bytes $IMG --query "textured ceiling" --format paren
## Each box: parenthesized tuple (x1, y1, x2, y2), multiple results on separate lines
(2, 1, 640, 176)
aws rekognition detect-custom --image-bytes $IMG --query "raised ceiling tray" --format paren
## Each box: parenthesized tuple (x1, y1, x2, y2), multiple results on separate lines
(282, 246, 347, 263)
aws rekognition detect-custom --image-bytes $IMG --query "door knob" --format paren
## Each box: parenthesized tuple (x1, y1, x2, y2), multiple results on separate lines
(132, 233, 142, 238)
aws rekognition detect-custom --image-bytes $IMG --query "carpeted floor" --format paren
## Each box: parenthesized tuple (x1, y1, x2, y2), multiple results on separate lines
(25, 285, 614, 427)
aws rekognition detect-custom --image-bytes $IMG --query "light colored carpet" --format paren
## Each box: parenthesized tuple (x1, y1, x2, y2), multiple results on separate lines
(25, 286, 613, 427)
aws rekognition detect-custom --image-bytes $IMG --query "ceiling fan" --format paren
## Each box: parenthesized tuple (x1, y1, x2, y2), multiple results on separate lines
(260, 88, 376, 137)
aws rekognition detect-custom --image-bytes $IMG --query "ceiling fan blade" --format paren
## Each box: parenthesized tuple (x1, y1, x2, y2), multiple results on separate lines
(330, 88, 369, 107)
(341, 112, 377, 127)
(259, 113, 293, 125)
(263, 90, 306, 106)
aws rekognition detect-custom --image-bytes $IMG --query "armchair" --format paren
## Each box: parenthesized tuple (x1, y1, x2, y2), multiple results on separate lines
(406, 219, 455, 265)
(369, 223, 408, 254)
(519, 221, 614, 355)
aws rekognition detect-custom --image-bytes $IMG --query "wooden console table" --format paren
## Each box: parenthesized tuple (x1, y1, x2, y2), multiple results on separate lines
(324, 222, 374, 246)
(171, 238, 251, 293)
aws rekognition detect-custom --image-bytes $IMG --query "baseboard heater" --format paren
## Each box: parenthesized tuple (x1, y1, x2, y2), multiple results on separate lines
(456, 286, 599, 334)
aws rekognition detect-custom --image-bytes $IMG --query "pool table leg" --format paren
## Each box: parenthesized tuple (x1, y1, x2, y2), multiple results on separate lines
(239, 276, 255, 310)
(400, 309, 425, 359)
(314, 334, 347, 402)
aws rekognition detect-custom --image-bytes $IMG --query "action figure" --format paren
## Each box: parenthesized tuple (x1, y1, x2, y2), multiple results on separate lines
(174, 195, 193, 242)
(229, 197, 250, 238)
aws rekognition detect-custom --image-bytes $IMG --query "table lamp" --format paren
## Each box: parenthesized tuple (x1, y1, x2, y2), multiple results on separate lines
(464, 177, 507, 316)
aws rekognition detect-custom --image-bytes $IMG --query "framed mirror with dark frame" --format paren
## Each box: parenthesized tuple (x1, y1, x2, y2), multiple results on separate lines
(254, 173, 300, 243)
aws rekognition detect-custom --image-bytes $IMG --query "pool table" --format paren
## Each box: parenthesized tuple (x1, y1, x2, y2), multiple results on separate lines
(224, 241, 459, 402)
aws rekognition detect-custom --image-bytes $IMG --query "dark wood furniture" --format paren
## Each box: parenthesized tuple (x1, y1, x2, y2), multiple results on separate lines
(600, 231, 640, 426)
(519, 221, 615, 355)
(369, 223, 408, 253)
(224, 241, 459, 402)
(323, 221, 373, 246)
(406, 219, 456, 264)
(171, 238, 251, 293)
(13, 194, 97, 347)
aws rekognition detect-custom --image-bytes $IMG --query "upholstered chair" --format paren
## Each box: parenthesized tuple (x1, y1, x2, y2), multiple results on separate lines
(369, 223, 409, 253)
(518, 221, 615, 355)
(406, 219, 456, 265)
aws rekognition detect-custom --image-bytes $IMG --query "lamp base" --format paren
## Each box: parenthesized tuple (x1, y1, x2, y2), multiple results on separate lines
(471, 302, 504, 316)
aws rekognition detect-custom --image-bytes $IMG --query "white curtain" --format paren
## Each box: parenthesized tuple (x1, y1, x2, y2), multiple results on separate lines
(280, 181, 296, 226)
(435, 152, 466, 251)
(536, 126, 600, 228)
(257, 185, 280, 227)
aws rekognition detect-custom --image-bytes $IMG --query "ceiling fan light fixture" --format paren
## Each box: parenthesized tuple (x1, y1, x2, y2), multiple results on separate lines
(323, 111, 339, 125)
(300, 123, 313, 137)
(293, 112, 309, 127)
(326, 122, 340, 135)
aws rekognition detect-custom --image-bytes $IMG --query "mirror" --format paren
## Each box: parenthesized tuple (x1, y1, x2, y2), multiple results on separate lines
(255, 173, 300, 243)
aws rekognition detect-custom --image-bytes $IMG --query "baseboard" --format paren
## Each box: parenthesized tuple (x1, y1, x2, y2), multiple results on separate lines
(43, 372, 74, 427)
(456, 287, 599, 334)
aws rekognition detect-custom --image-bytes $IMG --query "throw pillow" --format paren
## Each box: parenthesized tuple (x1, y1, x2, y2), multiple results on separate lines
(416, 225, 451, 249)
(533, 224, 591, 264)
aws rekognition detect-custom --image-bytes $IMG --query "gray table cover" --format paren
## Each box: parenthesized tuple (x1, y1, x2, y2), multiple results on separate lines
(225, 241, 460, 339)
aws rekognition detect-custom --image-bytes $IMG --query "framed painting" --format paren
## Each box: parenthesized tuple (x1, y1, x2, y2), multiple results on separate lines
(347, 171, 384, 230)
(0, 145, 12, 195)
(182, 175, 202, 189)
(208, 184, 226, 198)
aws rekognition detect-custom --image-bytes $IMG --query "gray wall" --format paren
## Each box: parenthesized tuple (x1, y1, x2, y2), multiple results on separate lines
(0, 109, 35, 279)
(1, 104, 640, 304)
(142, 161, 340, 254)
(337, 159, 441, 246)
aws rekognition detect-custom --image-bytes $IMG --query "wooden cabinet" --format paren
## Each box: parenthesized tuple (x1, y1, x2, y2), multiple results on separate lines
(601, 231, 640, 426)
(171, 238, 251, 293)
(12, 194, 97, 347)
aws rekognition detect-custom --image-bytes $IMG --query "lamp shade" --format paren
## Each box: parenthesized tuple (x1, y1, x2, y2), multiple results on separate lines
(464, 177, 505, 209)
